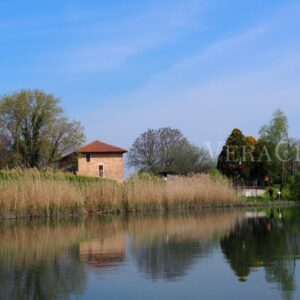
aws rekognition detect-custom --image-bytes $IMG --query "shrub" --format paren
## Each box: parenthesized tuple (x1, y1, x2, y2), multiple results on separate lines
(290, 173, 300, 200)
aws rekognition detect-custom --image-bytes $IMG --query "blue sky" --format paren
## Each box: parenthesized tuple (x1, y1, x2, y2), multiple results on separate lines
(1, 0, 300, 151)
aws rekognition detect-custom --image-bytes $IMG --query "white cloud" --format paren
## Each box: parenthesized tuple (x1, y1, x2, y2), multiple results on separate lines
(80, 26, 300, 148)
(42, 0, 205, 74)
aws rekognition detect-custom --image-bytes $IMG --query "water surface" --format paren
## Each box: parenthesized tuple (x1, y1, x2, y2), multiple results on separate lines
(0, 207, 299, 299)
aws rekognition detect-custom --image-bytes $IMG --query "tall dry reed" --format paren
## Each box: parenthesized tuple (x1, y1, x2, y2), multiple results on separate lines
(0, 169, 239, 219)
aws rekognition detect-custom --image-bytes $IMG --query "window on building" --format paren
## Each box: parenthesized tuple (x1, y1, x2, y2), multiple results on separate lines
(99, 165, 104, 177)
(86, 153, 90, 162)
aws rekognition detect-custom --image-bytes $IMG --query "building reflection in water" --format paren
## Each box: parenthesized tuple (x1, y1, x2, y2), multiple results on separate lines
(0, 208, 299, 299)
(79, 233, 126, 270)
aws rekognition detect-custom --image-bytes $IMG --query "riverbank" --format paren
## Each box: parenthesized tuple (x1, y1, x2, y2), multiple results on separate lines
(0, 169, 296, 219)
(0, 169, 240, 219)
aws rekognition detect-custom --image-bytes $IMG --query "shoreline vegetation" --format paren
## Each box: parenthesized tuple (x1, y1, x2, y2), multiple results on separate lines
(0, 169, 295, 220)
(0, 169, 238, 219)
(0, 93, 298, 220)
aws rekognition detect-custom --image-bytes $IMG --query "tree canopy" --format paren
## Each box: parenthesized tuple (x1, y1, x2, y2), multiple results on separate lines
(217, 109, 299, 187)
(259, 109, 288, 145)
(128, 127, 214, 175)
(217, 128, 245, 174)
(0, 89, 86, 169)
(259, 109, 298, 185)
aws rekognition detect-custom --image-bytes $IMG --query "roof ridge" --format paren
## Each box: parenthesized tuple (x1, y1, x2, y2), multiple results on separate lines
(79, 139, 127, 153)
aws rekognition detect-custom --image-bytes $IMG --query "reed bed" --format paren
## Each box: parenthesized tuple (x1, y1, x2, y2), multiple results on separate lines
(0, 169, 239, 219)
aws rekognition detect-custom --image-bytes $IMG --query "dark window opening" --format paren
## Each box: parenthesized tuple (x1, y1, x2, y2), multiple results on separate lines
(99, 165, 104, 177)
(86, 153, 90, 162)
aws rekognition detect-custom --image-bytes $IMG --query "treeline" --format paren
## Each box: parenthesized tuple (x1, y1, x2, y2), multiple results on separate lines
(0, 90, 215, 176)
(217, 109, 300, 196)
(1, 89, 300, 200)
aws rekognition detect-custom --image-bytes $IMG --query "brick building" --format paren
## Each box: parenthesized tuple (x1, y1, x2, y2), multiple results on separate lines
(59, 140, 127, 181)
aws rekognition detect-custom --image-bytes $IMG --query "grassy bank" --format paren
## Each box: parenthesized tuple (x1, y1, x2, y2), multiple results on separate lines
(0, 169, 239, 219)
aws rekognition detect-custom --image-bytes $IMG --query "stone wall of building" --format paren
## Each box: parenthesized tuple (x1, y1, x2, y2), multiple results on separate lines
(78, 153, 124, 181)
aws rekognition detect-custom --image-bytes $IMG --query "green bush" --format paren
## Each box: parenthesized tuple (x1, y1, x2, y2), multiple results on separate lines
(209, 168, 223, 179)
(264, 183, 293, 201)
(128, 171, 163, 183)
(290, 173, 300, 200)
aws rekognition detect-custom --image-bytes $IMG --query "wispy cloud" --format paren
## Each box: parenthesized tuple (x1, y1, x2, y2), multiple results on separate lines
(78, 2, 300, 146)
(41, 0, 205, 74)
(84, 51, 300, 148)
(1, 0, 300, 150)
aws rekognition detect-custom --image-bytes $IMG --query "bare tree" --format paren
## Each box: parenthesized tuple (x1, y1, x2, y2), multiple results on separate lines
(128, 127, 214, 174)
(0, 130, 12, 168)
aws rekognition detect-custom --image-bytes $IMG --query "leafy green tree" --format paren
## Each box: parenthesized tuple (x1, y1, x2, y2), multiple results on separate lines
(259, 109, 297, 186)
(259, 109, 288, 144)
(218, 111, 297, 187)
(0, 89, 86, 169)
(169, 142, 214, 174)
(243, 136, 257, 183)
(128, 127, 214, 174)
(250, 139, 270, 184)
(217, 128, 247, 181)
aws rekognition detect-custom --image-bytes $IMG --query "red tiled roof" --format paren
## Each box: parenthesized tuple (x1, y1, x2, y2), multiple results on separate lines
(79, 140, 127, 154)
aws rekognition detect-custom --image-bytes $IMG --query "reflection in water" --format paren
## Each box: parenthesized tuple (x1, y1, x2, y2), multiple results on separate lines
(0, 208, 299, 299)
(128, 212, 242, 280)
(0, 251, 86, 300)
(131, 238, 214, 281)
(221, 208, 299, 300)
(0, 219, 125, 299)
(79, 233, 126, 270)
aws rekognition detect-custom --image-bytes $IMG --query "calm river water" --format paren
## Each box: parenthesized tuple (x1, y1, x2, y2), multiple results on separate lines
(0, 207, 299, 299)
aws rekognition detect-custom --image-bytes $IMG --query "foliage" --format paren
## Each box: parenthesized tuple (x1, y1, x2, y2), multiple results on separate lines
(245, 136, 256, 146)
(208, 168, 222, 178)
(289, 172, 300, 200)
(250, 139, 270, 184)
(217, 128, 247, 181)
(258, 109, 294, 184)
(0, 89, 86, 169)
(128, 127, 215, 175)
(259, 109, 288, 145)
(221, 207, 299, 298)
(217, 110, 299, 188)
(128, 172, 163, 183)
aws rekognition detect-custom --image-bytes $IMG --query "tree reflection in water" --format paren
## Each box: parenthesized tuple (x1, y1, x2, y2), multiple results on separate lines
(0, 208, 299, 299)
(131, 238, 214, 281)
(0, 250, 86, 300)
(0, 218, 125, 300)
(128, 212, 242, 281)
(221, 208, 300, 300)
